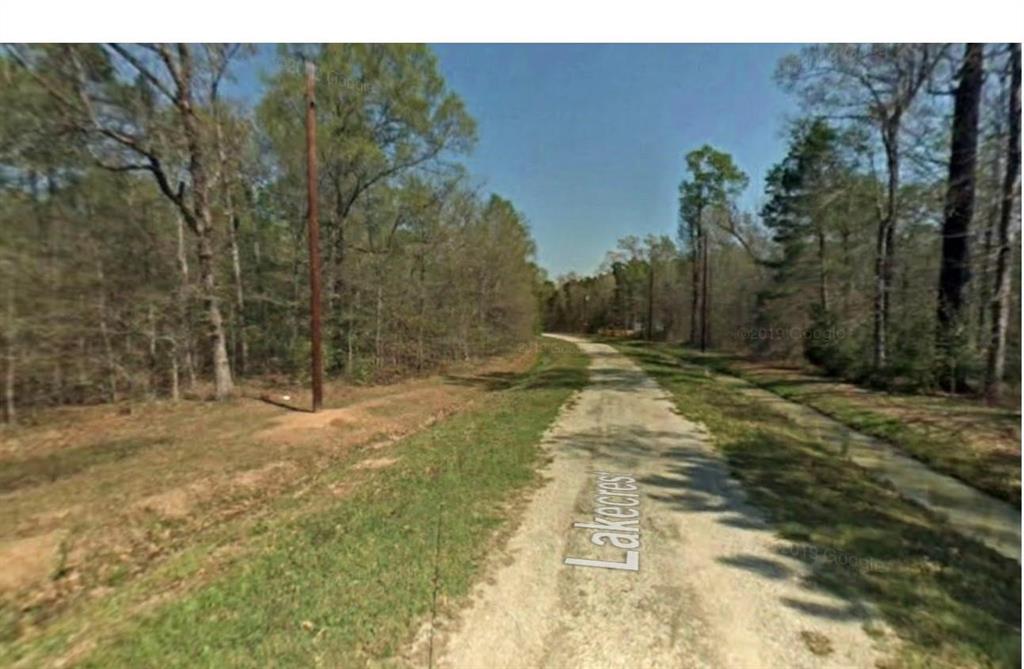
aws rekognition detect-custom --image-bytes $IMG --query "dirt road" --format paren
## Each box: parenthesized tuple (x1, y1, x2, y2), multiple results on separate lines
(423, 336, 890, 668)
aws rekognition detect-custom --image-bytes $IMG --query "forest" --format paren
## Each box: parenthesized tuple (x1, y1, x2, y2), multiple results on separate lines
(2, 43, 1021, 419)
(0, 40, 1019, 669)
(544, 43, 1022, 401)
(0, 45, 544, 418)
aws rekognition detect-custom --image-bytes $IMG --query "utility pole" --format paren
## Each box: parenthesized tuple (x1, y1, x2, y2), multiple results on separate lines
(305, 61, 324, 412)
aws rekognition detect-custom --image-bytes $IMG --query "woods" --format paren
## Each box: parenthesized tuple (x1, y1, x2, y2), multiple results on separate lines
(544, 43, 1021, 399)
(0, 45, 544, 418)
(1, 42, 1020, 416)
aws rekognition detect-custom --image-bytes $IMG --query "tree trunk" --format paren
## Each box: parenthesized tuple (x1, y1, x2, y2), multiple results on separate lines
(288, 231, 303, 358)
(700, 230, 710, 351)
(936, 44, 984, 390)
(976, 184, 999, 348)
(689, 216, 702, 345)
(169, 341, 180, 402)
(226, 210, 247, 376)
(817, 226, 829, 312)
(348, 287, 359, 374)
(976, 77, 1008, 349)
(417, 253, 427, 369)
(175, 215, 197, 390)
(3, 277, 15, 424)
(986, 43, 1021, 402)
(214, 113, 248, 378)
(375, 281, 383, 369)
(146, 304, 158, 397)
(646, 260, 655, 341)
(331, 179, 348, 371)
(178, 45, 233, 399)
(874, 121, 901, 369)
(96, 261, 118, 403)
(196, 229, 234, 399)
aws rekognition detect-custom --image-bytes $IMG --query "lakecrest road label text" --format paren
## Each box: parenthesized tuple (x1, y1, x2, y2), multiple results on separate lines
(564, 472, 641, 572)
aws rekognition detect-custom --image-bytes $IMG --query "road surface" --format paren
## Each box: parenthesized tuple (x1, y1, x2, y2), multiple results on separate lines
(418, 336, 889, 668)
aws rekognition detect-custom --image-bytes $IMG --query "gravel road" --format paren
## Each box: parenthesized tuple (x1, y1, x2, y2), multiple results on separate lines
(420, 335, 891, 668)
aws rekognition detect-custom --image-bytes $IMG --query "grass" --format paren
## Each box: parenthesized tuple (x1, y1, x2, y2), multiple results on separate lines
(10, 337, 587, 668)
(667, 347, 1021, 507)
(0, 343, 541, 653)
(614, 340, 1021, 669)
(0, 436, 171, 494)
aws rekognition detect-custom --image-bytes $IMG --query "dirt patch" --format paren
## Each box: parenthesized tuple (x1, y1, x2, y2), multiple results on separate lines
(256, 385, 477, 449)
(133, 462, 300, 521)
(233, 461, 298, 489)
(353, 457, 398, 471)
(0, 530, 65, 592)
(1, 345, 540, 654)
(800, 629, 835, 656)
(135, 488, 196, 520)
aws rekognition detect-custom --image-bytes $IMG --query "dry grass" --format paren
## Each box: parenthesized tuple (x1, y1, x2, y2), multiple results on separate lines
(678, 352, 1021, 505)
(0, 344, 539, 646)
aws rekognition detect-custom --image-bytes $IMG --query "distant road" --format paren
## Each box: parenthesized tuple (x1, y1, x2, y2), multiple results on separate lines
(429, 335, 887, 668)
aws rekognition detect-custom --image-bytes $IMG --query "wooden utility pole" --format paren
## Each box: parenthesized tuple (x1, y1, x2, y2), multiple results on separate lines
(305, 61, 324, 412)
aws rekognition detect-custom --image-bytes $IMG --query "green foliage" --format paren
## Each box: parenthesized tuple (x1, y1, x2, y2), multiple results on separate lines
(802, 305, 855, 377)
(258, 44, 476, 210)
(678, 144, 749, 248)
(0, 45, 543, 412)
(544, 234, 687, 339)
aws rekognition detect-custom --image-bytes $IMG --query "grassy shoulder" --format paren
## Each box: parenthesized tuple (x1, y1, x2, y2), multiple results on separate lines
(0, 344, 539, 652)
(11, 337, 587, 668)
(664, 347, 1021, 506)
(615, 341, 1020, 669)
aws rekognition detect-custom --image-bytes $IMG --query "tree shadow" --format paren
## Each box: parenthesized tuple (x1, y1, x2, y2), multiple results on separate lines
(718, 554, 794, 580)
(445, 366, 589, 392)
(250, 393, 314, 413)
(618, 343, 1020, 665)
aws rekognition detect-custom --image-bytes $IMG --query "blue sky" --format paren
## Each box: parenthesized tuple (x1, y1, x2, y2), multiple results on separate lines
(231, 44, 801, 278)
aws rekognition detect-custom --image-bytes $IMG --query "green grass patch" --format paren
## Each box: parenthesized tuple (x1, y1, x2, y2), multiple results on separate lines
(63, 337, 587, 668)
(615, 341, 1021, 669)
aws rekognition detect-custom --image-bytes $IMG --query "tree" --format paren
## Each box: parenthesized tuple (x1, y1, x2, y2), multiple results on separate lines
(985, 43, 1021, 402)
(0, 45, 544, 417)
(761, 119, 847, 310)
(757, 118, 865, 369)
(259, 45, 476, 372)
(778, 44, 945, 370)
(935, 44, 984, 391)
(678, 145, 748, 351)
(6, 44, 245, 398)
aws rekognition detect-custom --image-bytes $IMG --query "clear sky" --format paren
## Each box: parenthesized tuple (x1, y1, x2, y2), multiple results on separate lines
(231, 44, 802, 278)
(432, 44, 801, 278)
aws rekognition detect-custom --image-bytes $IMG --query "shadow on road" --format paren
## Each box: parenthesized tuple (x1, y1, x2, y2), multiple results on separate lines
(612, 342, 1021, 665)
